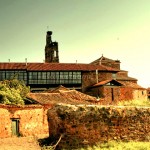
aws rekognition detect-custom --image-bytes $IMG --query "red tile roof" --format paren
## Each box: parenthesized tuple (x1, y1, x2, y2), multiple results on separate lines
(0, 63, 119, 72)
(0, 63, 27, 70)
(90, 56, 120, 65)
(92, 79, 123, 87)
(27, 89, 96, 105)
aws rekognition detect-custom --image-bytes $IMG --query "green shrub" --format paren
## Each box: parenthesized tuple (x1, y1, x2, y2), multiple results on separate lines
(0, 79, 30, 105)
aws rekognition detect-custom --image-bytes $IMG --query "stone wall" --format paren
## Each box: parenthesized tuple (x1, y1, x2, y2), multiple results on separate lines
(47, 104, 150, 149)
(0, 104, 51, 138)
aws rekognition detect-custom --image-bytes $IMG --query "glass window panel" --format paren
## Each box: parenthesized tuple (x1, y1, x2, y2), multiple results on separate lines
(60, 72, 64, 79)
(38, 72, 42, 79)
(55, 72, 59, 79)
(24, 74, 27, 80)
(65, 80, 69, 84)
(29, 80, 38, 84)
(42, 72, 47, 79)
(29, 72, 38, 80)
(6, 73, 12, 79)
(59, 80, 65, 84)
(77, 74, 81, 79)
(0, 72, 5, 80)
(38, 80, 47, 84)
(0, 70, 27, 82)
(69, 72, 73, 79)
(77, 79, 81, 83)
(32, 72, 38, 79)
(50, 72, 55, 79)
(47, 80, 55, 84)
(28, 72, 32, 79)
(46, 79, 51, 84)
(55, 79, 60, 84)
(50, 80, 56, 84)
(47, 72, 51, 79)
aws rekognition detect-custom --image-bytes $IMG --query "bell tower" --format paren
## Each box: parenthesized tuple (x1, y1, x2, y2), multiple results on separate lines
(45, 31, 59, 63)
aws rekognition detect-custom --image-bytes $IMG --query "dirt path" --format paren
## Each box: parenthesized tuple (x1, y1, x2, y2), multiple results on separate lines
(0, 137, 41, 150)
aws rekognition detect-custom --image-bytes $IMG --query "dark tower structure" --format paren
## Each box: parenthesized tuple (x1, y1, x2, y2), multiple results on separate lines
(45, 31, 59, 63)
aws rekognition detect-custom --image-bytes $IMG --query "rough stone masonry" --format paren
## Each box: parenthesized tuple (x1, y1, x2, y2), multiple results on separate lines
(47, 104, 150, 149)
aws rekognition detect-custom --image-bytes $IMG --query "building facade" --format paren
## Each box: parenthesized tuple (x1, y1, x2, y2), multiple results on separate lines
(0, 31, 147, 102)
(0, 63, 118, 92)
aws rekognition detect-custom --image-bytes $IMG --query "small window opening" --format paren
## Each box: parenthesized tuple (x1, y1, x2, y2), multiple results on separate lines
(54, 50, 56, 57)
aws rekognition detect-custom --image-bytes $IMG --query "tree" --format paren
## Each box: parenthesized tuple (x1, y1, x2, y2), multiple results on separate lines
(0, 79, 30, 105)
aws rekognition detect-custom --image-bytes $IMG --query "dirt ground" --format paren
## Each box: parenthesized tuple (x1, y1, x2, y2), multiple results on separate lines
(0, 137, 41, 150)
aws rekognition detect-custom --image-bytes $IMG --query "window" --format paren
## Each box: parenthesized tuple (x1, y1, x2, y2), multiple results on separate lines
(0, 71, 5, 80)
(27, 71, 82, 85)
(54, 50, 56, 57)
(0, 70, 27, 83)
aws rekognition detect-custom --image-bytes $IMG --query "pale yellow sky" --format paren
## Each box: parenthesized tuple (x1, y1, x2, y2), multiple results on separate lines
(0, 0, 150, 88)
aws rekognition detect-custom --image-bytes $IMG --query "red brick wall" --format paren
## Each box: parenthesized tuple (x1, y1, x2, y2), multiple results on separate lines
(82, 71, 113, 92)
(120, 87, 133, 100)
(0, 104, 51, 138)
(90, 86, 133, 105)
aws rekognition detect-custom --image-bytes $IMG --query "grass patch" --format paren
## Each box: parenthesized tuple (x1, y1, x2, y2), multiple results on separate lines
(79, 141, 150, 150)
(117, 99, 150, 106)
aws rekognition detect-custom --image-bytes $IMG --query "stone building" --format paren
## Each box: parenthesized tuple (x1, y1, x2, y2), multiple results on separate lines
(89, 56, 147, 102)
(0, 31, 147, 103)
(45, 31, 59, 63)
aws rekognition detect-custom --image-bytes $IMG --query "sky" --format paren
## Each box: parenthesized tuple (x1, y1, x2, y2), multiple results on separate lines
(0, 0, 150, 88)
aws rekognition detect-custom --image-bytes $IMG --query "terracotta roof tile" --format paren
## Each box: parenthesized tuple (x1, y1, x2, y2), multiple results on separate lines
(0, 63, 119, 72)
(90, 56, 120, 65)
(92, 79, 123, 87)
(0, 63, 27, 70)
(27, 89, 96, 105)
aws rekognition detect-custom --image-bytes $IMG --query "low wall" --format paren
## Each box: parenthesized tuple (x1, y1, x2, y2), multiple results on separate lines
(0, 104, 51, 138)
(47, 104, 150, 149)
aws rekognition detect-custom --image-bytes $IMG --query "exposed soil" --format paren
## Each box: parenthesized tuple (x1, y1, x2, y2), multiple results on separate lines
(0, 137, 41, 150)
